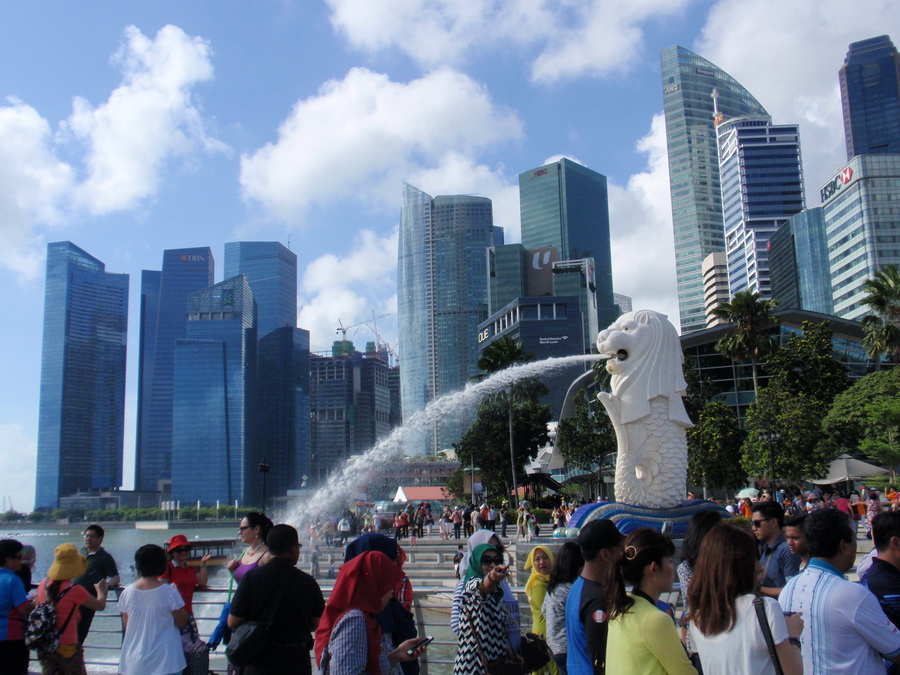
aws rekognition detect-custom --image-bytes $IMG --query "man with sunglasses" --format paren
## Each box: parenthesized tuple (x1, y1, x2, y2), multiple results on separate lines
(72, 524, 120, 645)
(751, 502, 800, 599)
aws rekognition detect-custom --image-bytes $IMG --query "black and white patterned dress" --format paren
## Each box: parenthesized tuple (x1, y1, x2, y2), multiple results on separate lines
(453, 578, 513, 674)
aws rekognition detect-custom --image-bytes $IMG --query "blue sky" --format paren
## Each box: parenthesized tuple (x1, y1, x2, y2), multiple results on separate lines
(1, 1, 897, 512)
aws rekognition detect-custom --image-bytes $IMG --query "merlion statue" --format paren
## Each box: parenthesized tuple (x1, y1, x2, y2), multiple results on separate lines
(595, 310, 692, 509)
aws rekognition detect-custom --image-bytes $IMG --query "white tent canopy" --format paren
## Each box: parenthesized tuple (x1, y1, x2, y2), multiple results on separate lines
(809, 454, 888, 484)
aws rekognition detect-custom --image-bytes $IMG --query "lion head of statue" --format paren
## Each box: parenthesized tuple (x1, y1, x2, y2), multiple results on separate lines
(596, 309, 692, 426)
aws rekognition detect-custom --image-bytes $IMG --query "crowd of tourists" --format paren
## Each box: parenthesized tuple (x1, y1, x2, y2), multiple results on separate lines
(6, 495, 900, 674)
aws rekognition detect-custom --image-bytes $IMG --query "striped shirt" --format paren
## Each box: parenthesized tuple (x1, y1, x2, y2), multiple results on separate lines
(780, 558, 900, 674)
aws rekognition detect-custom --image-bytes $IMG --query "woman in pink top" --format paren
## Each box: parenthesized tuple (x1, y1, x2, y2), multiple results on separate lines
(35, 543, 107, 675)
(226, 512, 272, 584)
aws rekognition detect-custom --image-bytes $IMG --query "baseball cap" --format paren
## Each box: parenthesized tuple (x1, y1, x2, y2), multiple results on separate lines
(577, 519, 623, 554)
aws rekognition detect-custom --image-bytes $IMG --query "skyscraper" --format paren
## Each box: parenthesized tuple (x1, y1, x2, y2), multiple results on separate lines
(224, 241, 297, 340)
(820, 154, 900, 320)
(398, 183, 497, 451)
(519, 158, 616, 328)
(257, 326, 311, 495)
(171, 276, 257, 505)
(36, 242, 129, 510)
(661, 45, 769, 332)
(840, 35, 900, 159)
(136, 247, 214, 492)
(768, 208, 834, 315)
(715, 114, 805, 297)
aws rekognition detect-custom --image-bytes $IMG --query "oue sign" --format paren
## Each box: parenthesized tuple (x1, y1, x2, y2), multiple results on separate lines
(477, 328, 491, 343)
(820, 166, 854, 203)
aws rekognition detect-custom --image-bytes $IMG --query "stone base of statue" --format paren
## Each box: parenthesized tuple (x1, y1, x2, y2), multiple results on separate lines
(564, 500, 732, 538)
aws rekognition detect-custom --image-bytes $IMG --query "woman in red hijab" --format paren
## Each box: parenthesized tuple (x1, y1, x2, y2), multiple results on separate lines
(315, 551, 427, 674)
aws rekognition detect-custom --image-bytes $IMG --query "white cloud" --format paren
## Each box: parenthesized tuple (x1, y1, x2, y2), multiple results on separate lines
(326, 0, 690, 83)
(0, 99, 75, 279)
(695, 0, 900, 196)
(65, 24, 228, 214)
(608, 114, 680, 326)
(0, 423, 37, 513)
(299, 228, 400, 352)
(0, 25, 226, 278)
(240, 67, 522, 224)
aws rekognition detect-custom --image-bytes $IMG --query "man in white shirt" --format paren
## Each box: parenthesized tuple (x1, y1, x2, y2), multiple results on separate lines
(780, 509, 900, 674)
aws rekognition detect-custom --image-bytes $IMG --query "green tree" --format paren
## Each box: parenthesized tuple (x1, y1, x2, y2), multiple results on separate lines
(822, 369, 900, 456)
(861, 264, 900, 368)
(765, 321, 851, 405)
(555, 389, 616, 472)
(451, 390, 552, 501)
(860, 399, 900, 482)
(687, 402, 746, 491)
(742, 387, 831, 483)
(477, 334, 534, 374)
(712, 291, 779, 395)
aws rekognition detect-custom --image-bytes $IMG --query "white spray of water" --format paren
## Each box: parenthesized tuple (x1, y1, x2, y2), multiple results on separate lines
(284, 353, 602, 530)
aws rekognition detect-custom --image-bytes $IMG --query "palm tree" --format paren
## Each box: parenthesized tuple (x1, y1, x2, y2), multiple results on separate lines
(712, 291, 779, 395)
(861, 264, 900, 367)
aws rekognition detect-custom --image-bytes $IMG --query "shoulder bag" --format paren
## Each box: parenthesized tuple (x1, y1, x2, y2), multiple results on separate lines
(225, 579, 285, 666)
(753, 595, 785, 675)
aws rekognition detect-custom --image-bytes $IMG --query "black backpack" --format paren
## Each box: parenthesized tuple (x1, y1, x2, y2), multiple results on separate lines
(24, 584, 77, 653)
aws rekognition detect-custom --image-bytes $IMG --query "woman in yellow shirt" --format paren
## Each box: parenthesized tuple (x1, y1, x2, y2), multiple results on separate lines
(603, 528, 697, 675)
(524, 545, 557, 674)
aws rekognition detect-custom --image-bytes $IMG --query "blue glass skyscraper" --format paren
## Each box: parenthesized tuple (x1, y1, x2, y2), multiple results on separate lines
(136, 247, 214, 492)
(840, 35, 900, 159)
(36, 242, 129, 509)
(257, 326, 311, 494)
(715, 114, 805, 297)
(171, 276, 257, 505)
(661, 46, 769, 332)
(768, 207, 834, 315)
(398, 183, 497, 451)
(519, 158, 615, 329)
(224, 241, 297, 340)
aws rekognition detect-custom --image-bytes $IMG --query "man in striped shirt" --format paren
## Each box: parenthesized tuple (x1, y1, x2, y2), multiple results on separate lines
(780, 509, 900, 674)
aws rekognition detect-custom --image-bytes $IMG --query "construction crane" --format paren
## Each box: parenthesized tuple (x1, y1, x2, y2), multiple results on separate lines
(365, 312, 396, 365)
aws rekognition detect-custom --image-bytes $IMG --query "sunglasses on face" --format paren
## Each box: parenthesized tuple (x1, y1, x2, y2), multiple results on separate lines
(482, 556, 504, 566)
(239, 525, 251, 531)
(171, 547, 191, 554)
(751, 518, 771, 527)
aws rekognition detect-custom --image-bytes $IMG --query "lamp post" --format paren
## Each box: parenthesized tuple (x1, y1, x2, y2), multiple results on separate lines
(509, 385, 518, 509)
(258, 461, 271, 513)
(759, 428, 781, 492)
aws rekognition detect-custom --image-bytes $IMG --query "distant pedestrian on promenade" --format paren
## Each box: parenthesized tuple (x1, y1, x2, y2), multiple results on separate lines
(72, 524, 119, 646)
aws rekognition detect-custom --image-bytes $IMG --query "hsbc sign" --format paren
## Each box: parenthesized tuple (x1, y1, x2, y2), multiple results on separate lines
(820, 166, 855, 203)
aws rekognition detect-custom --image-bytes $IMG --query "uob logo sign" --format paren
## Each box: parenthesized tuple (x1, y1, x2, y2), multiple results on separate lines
(820, 166, 854, 203)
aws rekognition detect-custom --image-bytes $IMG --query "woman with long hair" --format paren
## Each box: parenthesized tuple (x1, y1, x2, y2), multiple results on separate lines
(454, 543, 514, 674)
(314, 551, 425, 674)
(603, 528, 696, 675)
(541, 542, 584, 675)
(677, 510, 722, 651)
(687, 523, 803, 675)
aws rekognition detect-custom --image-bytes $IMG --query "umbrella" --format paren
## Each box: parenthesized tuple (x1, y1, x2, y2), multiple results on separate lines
(809, 454, 888, 484)
(736, 487, 759, 499)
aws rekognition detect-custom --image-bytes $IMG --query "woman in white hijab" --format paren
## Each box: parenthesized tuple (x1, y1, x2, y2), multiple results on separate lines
(450, 529, 522, 651)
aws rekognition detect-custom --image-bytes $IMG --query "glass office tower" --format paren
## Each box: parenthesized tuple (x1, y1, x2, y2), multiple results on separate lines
(257, 326, 311, 494)
(171, 276, 257, 505)
(36, 242, 129, 509)
(136, 247, 214, 492)
(768, 208, 834, 315)
(398, 183, 496, 452)
(519, 158, 616, 329)
(716, 116, 805, 297)
(822, 154, 900, 320)
(661, 45, 769, 332)
(224, 241, 297, 340)
(840, 35, 900, 159)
